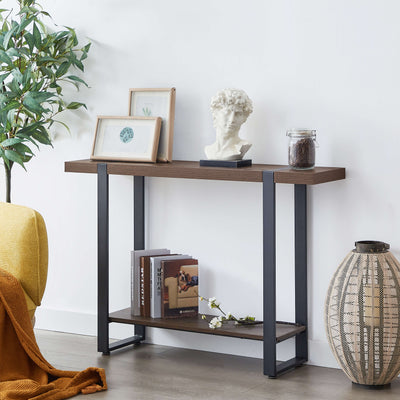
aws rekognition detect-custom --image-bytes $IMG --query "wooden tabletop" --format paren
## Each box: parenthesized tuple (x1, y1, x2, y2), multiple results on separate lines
(65, 159, 345, 185)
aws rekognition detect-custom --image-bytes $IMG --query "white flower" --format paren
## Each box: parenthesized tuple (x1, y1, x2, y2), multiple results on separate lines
(218, 316, 224, 322)
(208, 297, 220, 309)
(209, 317, 222, 329)
(226, 312, 233, 319)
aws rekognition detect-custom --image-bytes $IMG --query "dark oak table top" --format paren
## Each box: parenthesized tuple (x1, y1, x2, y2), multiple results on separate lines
(65, 159, 345, 185)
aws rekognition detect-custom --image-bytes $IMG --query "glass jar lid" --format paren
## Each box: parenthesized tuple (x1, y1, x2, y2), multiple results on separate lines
(286, 129, 316, 138)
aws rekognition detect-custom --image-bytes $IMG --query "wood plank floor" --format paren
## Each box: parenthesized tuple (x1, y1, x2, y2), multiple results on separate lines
(35, 330, 400, 399)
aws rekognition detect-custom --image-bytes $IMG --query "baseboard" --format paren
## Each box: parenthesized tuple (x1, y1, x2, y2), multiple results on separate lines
(35, 307, 339, 369)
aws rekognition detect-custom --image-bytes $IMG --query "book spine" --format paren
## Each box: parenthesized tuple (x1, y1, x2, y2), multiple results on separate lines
(131, 251, 139, 316)
(140, 262, 145, 316)
(160, 266, 166, 318)
(151, 259, 162, 318)
(140, 259, 151, 317)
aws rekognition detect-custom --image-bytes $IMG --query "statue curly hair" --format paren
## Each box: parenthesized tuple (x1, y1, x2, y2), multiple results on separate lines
(210, 88, 253, 119)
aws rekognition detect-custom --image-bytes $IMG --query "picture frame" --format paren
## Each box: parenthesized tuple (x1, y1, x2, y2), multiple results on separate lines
(128, 88, 176, 162)
(91, 116, 162, 163)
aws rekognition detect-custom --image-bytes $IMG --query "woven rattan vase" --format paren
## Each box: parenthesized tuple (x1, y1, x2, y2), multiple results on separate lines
(325, 241, 400, 388)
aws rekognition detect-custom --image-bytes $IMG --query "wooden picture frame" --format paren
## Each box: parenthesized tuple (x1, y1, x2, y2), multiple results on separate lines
(91, 116, 162, 163)
(128, 88, 176, 162)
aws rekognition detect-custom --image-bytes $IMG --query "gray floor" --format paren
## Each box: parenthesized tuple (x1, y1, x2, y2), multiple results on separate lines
(35, 330, 400, 399)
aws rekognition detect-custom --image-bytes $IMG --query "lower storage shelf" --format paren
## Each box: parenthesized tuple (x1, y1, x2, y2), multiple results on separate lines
(109, 308, 305, 343)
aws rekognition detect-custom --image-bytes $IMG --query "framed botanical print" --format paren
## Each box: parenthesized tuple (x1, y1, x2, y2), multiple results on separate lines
(128, 88, 176, 162)
(91, 116, 162, 163)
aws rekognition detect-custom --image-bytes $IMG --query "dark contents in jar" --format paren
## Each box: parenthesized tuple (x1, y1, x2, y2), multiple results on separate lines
(289, 138, 315, 169)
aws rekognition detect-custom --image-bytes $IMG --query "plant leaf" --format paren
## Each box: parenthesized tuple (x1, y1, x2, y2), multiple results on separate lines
(56, 61, 71, 78)
(66, 101, 86, 110)
(24, 32, 35, 52)
(0, 49, 12, 66)
(0, 100, 20, 113)
(3, 23, 18, 49)
(4, 149, 26, 169)
(0, 72, 10, 84)
(1, 137, 24, 147)
(32, 22, 41, 48)
(66, 75, 88, 87)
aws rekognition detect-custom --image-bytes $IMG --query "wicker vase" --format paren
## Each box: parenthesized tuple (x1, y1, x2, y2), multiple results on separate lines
(325, 241, 400, 388)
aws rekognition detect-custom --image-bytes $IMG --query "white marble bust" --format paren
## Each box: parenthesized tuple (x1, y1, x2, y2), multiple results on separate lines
(205, 88, 253, 161)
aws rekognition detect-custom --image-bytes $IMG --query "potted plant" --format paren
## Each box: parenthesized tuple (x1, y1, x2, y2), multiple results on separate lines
(0, 0, 90, 202)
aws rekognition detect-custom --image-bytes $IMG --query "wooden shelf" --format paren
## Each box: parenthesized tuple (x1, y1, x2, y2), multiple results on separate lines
(65, 159, 345, 185)
(109, 308, 305, 343)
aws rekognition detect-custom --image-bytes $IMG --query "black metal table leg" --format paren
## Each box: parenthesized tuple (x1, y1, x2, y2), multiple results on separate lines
(295, 184, 308, 361)
(97, 163, 110, 354)
(263, 170, 277, 377)
(134, 176, 145, 251)
(134, 176, 146, 341)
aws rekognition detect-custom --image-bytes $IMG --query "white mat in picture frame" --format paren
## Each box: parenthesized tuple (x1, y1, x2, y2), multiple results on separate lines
(128, 88, 176, 162)
(91, 116, 162, 163)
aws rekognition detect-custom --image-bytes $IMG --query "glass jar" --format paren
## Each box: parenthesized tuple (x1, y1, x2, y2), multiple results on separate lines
(287, 129, 317, 170)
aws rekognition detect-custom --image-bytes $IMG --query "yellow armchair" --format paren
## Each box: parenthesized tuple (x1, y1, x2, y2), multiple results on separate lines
(0, 202, 48, 322)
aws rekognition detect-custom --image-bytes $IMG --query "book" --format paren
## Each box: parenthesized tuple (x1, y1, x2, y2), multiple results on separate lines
(131, 249, 170, 316)
(150, 255, 191, 318)
(161, 258, 199, 318)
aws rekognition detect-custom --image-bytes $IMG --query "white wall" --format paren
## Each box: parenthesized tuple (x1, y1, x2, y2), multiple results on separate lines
(1, 0, 400, 368)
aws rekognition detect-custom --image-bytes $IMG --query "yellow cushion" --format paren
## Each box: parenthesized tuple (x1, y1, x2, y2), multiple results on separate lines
(0, 202, 48, 312)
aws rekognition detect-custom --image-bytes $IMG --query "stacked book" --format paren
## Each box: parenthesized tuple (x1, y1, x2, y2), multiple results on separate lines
(131, 249, 199, 318)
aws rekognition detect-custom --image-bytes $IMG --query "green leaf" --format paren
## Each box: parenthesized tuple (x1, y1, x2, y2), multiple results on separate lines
(3, 23, 18, 49)
(82, 43, 91, 53)
(0, 100, 20, 113)
(13, 142, 34, 156)
(55, 31, 69, 41)
(1, 137, 24, 147)
(17, 15, 35, 34)
(74, 59, 84, 72)
(32, 129, 52, 145)
(52, 119, 71, 134)
(23, 95, 46, 114)
(66, 101, 86, 110)
(25, 91, 55, 103)
(7, 108, 16, 125)
(66, 75, 88, 87)
(24, 32, 35, 52)
(11, 69, 23, 83)
(80, 42, 91, 61)
(36, 56, 57, 65)
(0, 72, 10, 84)
(0, 49, 12, 66)
(32, 22, 41, 48)
(56, 61, 71, 77)
(7, 77, 22, 95)
(0, 147, 10, 168)
(4, 149, 26, 169)
(6, 48, 20, 58)
(22, 66, 32, 88)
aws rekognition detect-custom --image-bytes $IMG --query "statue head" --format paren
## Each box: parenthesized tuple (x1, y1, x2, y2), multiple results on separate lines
(210, 89, 253, 138)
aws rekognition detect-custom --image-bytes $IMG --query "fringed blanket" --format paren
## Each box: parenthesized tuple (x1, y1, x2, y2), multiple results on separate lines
(0, 268, 107, 399)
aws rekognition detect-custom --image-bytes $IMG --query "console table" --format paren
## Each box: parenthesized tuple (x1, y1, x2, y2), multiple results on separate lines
(65, 159, 345, 377)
